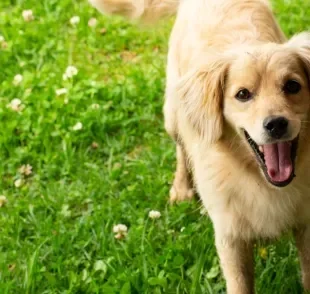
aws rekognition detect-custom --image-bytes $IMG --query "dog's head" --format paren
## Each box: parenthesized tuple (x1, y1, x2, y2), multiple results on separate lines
(178, 32, 310, 187)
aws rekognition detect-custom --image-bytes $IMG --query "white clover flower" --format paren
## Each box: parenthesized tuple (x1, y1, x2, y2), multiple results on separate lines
(9, 98, 22, 109)
(0, 195, 7, 207)
(113, 223, 128, 240)
(70, 16, 80, 25)
(22, 10, 34, 22)
(66, 66, 78, 76)
(14, 179, 23, 188)
(63, 65, 78, 80)
(91, 103, 100, 109)
(13, 74, 23, 86)
(0, 35, 5, 43)
(115, 233, 125, 239)
(19, 164, 33, 176)
(88, 18, 97, 27)
(113, 224, 128, 234)
(55, 88, 68, 96)
(148, 210, 161, 219)
(7, 98, 24, 112)
(72, 122, 83, 131)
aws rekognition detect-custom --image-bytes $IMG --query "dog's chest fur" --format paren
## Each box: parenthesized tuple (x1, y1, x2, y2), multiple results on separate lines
(189, 140, 310, 240)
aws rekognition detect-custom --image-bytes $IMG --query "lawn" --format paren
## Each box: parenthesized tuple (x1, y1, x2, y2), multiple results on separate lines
(0, 0, 310, 293)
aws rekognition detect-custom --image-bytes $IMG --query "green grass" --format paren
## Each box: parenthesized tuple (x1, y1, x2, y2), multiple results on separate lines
(0, 0, 310, 293)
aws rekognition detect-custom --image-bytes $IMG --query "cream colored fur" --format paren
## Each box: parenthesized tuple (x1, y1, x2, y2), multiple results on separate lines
(89, 0, 178, 22)
(90, 0, 310, 293)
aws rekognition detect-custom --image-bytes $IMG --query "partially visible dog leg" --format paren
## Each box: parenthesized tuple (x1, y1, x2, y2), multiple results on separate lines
(216, 236, 254, 294)
(163, 77, 194, 203)
(169, 144, 194, 203)
(294, 225, 310, 291)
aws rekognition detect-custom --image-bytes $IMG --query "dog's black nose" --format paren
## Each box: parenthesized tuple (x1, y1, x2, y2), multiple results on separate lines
(263, 116, 289, 139)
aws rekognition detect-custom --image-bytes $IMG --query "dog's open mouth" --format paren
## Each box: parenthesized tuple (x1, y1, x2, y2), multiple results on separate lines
(244, 131, 298, 187)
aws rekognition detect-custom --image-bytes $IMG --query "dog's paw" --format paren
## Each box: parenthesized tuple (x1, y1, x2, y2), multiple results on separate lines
(169, 185, 194, 203)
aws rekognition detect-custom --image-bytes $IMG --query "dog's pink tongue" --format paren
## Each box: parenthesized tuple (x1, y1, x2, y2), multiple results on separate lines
(263, 142, 292, 183)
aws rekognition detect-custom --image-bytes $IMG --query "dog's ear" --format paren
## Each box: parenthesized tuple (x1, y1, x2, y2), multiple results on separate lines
(177, 59, 229, 145)
(287, 32, 310, 49)
(287, 32, 310, 72)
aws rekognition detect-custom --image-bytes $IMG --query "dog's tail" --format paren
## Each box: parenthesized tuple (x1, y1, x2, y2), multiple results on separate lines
(89, 0, 179, 23)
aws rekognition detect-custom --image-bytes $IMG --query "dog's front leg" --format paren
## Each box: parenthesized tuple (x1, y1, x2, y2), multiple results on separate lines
(294, 225, 310, 291)
(216, 236, 254, 294)
(169, 144, 194, 203)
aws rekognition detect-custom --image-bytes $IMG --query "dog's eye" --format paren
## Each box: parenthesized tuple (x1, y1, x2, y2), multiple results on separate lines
(283, 80, 301, 94)
(236, 88, 252, 102)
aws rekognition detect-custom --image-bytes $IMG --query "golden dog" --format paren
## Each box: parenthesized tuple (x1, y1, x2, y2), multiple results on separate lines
(89, 0, 310, 292)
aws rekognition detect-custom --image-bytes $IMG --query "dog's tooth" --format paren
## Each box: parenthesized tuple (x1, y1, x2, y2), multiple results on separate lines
(259, 146, 263, 153)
